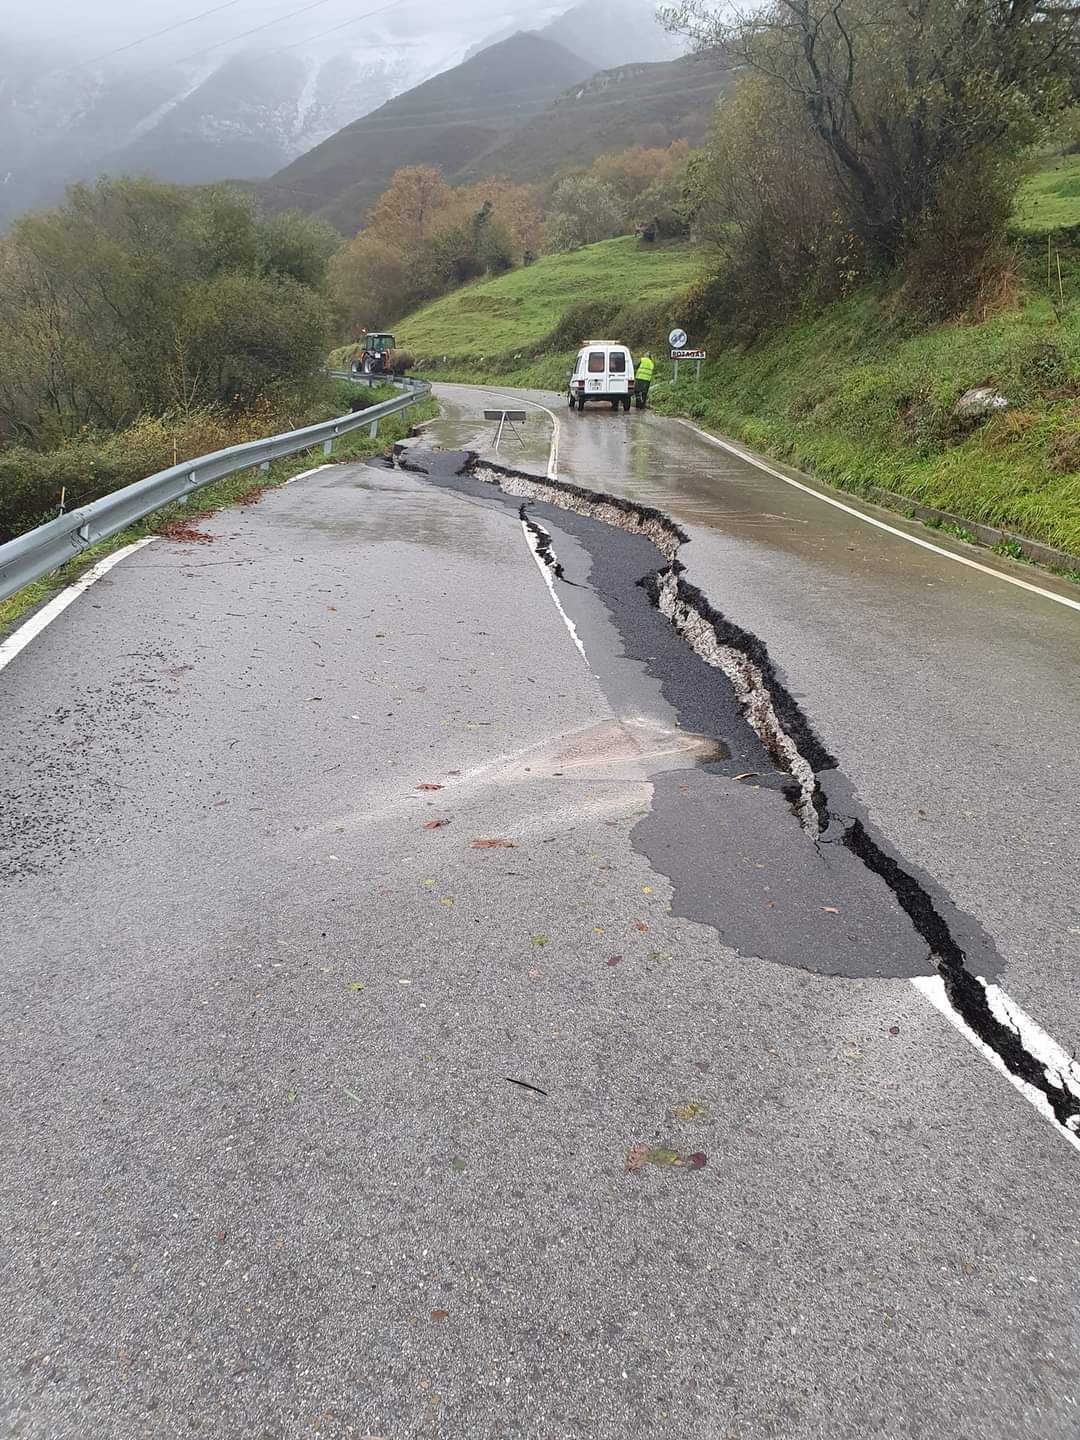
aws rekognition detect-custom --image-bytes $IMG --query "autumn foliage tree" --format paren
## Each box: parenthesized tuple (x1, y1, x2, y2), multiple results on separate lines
(329, 166, 543, 332)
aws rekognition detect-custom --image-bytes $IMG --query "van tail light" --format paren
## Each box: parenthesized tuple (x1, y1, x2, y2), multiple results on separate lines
(575, 379, 585, 388)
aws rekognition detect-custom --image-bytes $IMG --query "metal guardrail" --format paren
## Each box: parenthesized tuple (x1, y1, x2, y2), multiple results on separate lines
(0, 378, 430, 603)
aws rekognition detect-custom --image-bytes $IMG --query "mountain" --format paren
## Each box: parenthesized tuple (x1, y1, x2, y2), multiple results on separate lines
(462, 0, 681, 67)
(458, 48, 736, 185)
(538, 0, 686, 70)
(0, 14, 513, 228)
(0, 49, 430, 228)
(259, 33, 597, 235)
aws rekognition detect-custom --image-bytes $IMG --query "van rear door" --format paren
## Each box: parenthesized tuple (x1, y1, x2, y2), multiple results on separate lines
(584, 350, 607, 395)
(607, 348, 630, 394)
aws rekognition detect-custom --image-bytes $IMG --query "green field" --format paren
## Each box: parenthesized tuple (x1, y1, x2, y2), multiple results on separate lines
(396, 237, 701, 360)
(1013, 155, 1080, 234)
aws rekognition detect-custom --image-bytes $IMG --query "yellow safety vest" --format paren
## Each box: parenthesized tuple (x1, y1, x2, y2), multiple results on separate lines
(635, 356, 655, 382)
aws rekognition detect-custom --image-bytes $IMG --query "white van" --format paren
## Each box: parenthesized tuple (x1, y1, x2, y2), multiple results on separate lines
(568, 342, 634, 411)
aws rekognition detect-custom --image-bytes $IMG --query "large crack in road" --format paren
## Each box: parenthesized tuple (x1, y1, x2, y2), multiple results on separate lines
(394, 443, 1080, 1139)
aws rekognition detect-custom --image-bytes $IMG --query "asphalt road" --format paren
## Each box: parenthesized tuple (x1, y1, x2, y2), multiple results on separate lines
(1, 392, 1079, 1440)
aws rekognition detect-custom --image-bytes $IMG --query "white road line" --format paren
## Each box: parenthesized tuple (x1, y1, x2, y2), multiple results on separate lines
(520, 518, 588, 664)
(283, 463, 338, 486)
(911, 975, 1080, 1153)
(0, 538, 157, 674)
(678, 419, 1080, 615)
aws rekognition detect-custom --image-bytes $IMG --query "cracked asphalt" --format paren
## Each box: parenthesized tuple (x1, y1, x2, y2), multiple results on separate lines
(1, 395, 1079, 1440)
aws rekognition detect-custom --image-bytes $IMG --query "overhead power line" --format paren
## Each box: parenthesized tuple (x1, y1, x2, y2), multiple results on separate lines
(76, 0, 254, 69)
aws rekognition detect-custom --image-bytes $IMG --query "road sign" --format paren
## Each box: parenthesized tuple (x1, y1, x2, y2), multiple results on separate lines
(483, 409, 527, 451)
(668, 327, 687, 349)
(671, 348, 706, 360)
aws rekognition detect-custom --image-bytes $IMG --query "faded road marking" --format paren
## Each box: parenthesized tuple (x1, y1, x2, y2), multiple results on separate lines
(0, 539, 157, 675)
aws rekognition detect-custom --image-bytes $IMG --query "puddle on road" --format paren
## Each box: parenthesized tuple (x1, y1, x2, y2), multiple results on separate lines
(288, 461, 506, 560)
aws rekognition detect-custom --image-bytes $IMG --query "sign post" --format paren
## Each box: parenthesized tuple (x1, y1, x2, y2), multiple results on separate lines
(483, 409, 527, 453)
(670, 346, 706, 383)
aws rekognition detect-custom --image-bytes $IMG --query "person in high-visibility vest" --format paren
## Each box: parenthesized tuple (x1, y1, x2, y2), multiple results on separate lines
(634, 352, 655, 410)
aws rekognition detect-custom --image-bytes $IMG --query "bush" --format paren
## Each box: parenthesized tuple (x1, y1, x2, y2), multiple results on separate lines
(0, 385, 354, 541)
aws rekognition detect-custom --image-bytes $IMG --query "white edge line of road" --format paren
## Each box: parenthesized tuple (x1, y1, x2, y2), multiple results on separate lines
(911, 975, 1080, 1153)
(1, 463, 338, 672)
(283, 463, 339, 486)
(519, 517, 588, 664)
(0, 538, 158, 675)
(678, 418, 1080, 615)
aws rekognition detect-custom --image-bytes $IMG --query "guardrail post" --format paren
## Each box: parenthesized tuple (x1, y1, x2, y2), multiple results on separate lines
(369, 418, 379, 438)
(323, 438, 334, 456)
(260, 461, 270, 474)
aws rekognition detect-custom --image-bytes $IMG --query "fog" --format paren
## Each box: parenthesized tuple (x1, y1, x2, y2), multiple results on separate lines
(0, 0, 555, 66)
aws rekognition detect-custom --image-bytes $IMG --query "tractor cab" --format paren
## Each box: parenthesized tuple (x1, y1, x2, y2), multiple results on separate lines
(353, 332, 396, 375)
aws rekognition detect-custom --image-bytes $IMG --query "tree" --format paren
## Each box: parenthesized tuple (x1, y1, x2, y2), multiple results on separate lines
(546, 176, 625, 250)
(365, 166, 452, 248)
(0, 178, 334, 446)
(664, 0, 1078, 316)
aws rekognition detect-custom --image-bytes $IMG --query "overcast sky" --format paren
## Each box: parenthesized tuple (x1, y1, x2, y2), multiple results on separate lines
(0, 0, 557, 63)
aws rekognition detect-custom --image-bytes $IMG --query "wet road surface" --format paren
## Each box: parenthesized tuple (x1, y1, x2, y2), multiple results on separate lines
(1, 406, 1079, 1439)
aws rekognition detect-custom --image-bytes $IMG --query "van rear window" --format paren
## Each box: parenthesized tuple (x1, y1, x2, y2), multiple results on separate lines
(608, 352, 626, 373)
(587, 352, 606, 373)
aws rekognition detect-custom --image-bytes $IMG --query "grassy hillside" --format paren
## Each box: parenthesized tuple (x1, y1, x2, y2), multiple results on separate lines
(1012, 155, 1080, 234)
(396, 237, 700, 359)
(646, 284, 1080, 557)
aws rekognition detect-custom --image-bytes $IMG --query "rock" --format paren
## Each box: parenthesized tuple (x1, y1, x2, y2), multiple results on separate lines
(954, 386, 1009, 419)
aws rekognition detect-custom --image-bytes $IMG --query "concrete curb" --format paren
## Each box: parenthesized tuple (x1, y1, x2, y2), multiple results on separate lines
(865, 486, 1080, 575)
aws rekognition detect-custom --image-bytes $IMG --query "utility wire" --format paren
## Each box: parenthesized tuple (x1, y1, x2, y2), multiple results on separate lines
(76, 0, 255, 69)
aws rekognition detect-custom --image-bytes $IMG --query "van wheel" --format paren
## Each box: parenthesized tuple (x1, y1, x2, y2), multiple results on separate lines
(610, 399, 619, 410)
(577, 397, 586, 411)
(568, 393, 576, 409)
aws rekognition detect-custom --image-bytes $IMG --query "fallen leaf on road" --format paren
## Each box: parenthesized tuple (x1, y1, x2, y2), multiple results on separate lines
(634, 922, 649, 933)
(626, 1145, 651, 1172)
(687, 1152, 708, 1170)
(471, 838, 515, 849)
(889, 1025, 900, 1036)
(642, 886, 653, 895)
(843, 1047, 863, 1061)
(674, 1102, 706, 1122)
(423, 819, 450, 830)
(648, 1147, 680, 1165)
(527, 967, 542, 981)
(416, 783, 443, 792)
(606, 955, 623, 967)
(531, 934, 549, 947)
(823, 906, 839, 914)
(450, 1158, 466, 1173)
(346, 981, 365, 993)
(430, 1310, 449, 1323)
(439, 897, 455, 907)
